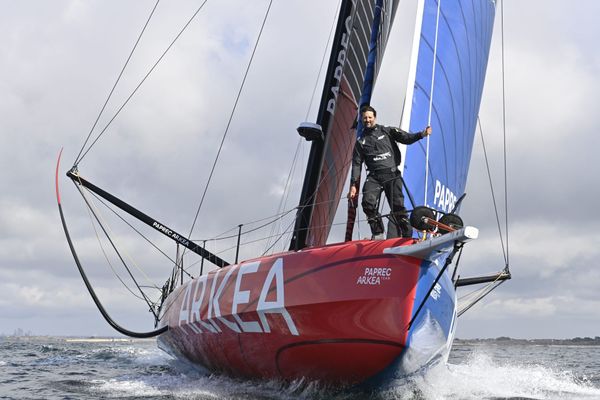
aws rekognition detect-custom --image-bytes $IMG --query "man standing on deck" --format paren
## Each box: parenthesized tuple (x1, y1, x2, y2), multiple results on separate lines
(347, 105, 431, 239)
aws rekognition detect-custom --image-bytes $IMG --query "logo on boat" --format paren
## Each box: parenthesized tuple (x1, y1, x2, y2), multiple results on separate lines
(152, 221, 190, 247)
(430, 283, 442, 300)
(433, 180, 458, 213)
(356, 267, 392, 286)
(176, 257, 299, 336)
(326, 16, 352, 115)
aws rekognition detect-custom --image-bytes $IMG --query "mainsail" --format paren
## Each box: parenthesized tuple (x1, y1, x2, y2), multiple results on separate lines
(291, 0, 400, 249)
(401, 0, 496, 215)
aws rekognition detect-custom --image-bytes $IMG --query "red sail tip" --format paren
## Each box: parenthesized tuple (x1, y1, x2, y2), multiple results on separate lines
(55, 148, 64, 205)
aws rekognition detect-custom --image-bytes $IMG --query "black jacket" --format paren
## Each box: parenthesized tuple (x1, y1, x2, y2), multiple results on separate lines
(350, 124, 424, 185)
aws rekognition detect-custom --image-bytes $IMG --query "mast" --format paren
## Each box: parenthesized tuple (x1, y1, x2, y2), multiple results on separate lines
(290, 0, 400, 250)
(289, 0, 355, 251)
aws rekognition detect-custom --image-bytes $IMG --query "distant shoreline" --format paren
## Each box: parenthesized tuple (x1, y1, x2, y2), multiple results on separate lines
(0, 334, 154, 342)
(2, 334, 600, 346)
(455, 336, 600, 346)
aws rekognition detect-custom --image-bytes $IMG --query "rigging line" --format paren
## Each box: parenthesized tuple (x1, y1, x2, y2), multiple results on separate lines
(203, 215, 301, 260)
(81, 185, 162, 290)
(500, 0, 510, 267)
(424, 0, 442, 206)
(199, 184, 382, 256)
(74, 0, 160, 166)
(263, 141, 301, 253)
(74, 182, 159, 317)
(267, 0, 341, 252)
(203, 212, 374, 260)
(76, 0, 210, 165)
(58, 186, 167, 338)
(212, 223, 302, 257)
(184, 0, 274, 248)
(197, 205, 297, 242)
(307, 139, 356, 206)
(458, 280, 506, 318)
(457, 279, 497, 302)
(305, 0, 341, 121)
(206, 208, 296, 242)
(477, 118, 507, 265)
(262, 218, 297, 256)
(184, 223, 293, 270)
(84, 191, 151, 303)
(87, 190, 179, 269)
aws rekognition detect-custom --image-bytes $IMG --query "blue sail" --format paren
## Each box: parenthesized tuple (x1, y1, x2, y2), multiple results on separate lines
(402, 0, 495, 215)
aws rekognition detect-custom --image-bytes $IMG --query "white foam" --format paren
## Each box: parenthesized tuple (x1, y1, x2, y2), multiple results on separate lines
(90, 345, 600, 400)
(386, 351, 600, 400)
(91, 370, 334, 400)
(93, 378, 163, 397)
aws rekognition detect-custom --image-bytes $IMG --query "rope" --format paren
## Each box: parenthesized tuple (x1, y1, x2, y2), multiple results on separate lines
(457, 278, 507, 317)
(87, 189, 182, 271)
(74, 0, 161, 166)
(424, 0, 442, 206)
(451, 1, 512, 317)
(262, 218, 297, 256)
(83, 191, 151, 303)
(74, 183, 159, 318)
(75, 0, 210, 165)
(79, 185, 162, 291)
(58, 192, 168, 338)
(264, 0, 340, 254)
(477, 118, 507, 265)
(204, 208, 296, 242)
(500, 0, 510, 268)
(184, 0, 274, 250)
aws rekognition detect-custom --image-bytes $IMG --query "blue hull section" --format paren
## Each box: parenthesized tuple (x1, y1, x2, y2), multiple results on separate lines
(361, 247, 457, 390)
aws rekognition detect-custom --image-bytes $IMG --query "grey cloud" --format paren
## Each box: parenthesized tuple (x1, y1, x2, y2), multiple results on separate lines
(1, 1, 599, 339)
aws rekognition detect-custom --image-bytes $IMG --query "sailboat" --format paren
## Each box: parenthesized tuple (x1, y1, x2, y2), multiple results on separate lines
(56, 0, 510, 388)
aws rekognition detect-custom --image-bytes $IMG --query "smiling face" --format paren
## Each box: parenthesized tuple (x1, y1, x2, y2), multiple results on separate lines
(362, 110, 376, 129)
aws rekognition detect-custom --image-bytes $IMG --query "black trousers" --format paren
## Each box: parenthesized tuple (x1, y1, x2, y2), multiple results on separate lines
(361, 170, 411, 238)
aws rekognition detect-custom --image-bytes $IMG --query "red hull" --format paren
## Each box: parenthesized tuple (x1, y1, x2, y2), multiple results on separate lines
(158, 238, 421, 385)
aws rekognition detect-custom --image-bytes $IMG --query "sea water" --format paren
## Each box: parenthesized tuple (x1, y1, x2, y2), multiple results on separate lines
(1, 337, 599, 400)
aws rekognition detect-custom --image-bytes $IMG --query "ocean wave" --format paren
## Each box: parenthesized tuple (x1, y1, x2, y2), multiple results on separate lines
(384, 351, 600, 400)
(84, 344, 170, 367)
(88, 363, 362, 400)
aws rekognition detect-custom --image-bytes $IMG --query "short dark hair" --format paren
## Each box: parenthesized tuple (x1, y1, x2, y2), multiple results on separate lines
(360, 105, 376, 117)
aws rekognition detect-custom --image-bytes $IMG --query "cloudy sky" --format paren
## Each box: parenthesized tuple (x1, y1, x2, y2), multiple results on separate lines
(1, 0, 598, 340)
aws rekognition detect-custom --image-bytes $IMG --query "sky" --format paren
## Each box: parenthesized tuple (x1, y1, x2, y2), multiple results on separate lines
(0, 0, 599, 340)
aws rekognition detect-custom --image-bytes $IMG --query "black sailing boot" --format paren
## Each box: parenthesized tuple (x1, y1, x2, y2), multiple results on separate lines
(399, 217, 413, 238)
(368, 217, 385, 240)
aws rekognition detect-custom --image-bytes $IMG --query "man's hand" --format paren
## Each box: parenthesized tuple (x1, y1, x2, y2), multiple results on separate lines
(423, 126, 432, 136)
(347, 185, 357, 199)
